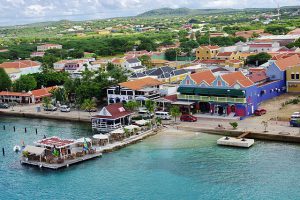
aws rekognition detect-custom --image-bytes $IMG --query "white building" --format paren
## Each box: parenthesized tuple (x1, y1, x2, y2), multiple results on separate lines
(123, 58, 143, 71)
(37, 44, 62, 52)
(0, 60, 41, 81)
(107, 77, 163, 104)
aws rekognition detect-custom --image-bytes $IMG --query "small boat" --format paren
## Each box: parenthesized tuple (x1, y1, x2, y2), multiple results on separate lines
(13, 145, 21, 152)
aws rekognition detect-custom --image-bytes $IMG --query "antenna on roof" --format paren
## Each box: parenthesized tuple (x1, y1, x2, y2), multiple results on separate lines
(274, 0, 281, 20)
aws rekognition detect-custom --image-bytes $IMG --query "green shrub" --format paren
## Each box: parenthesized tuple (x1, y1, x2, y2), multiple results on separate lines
(229, 122, 238, 129)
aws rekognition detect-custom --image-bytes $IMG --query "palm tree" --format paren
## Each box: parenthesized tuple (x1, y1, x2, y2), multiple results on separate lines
(81, 99, 97, 115)
(145, 100, 156, 128)
(42, 97, 51, 109)
(170, 106, 181, 122)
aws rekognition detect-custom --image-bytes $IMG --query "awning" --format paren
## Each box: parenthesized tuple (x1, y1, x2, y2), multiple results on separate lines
(110, 128, 125, 134)
(76, 137, 92, 143)
(93, 134, 109, 140)
(171, 101, 195, 106)
(177, 87, 195, 94)
(23, 145, 46, 156)
(135, 119, 150, 126)
(124, 125, 141, 131)
(194, 88, 245, 98)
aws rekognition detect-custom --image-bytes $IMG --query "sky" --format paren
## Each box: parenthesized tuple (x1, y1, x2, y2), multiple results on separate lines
(0, 0, 299, 26)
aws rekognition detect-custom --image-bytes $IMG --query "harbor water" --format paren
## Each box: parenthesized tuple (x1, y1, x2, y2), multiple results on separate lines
(0, 116, 300, 200)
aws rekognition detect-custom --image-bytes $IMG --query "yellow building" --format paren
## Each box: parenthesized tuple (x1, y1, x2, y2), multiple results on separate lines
(196, 45, 220, 60)
(287, 65, 300, 93)
(225, 60, 244, 68)
(215, 52, 236, 60)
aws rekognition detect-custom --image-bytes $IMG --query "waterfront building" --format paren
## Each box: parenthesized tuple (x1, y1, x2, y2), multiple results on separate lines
(0, 86, 57, 104)
(91, 103, 133, 132)
(177, 65, 287, 117)
(107, 77, 162, 104)
(286, 65, 300, 93)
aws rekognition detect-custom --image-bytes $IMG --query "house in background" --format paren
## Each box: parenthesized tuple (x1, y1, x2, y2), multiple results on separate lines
(107, 77, 162, 104)
(37, 44, 62, 52)
(123, 58, 143, 72)
(30, 52, 45, 58)
(91, 103, 133, 133)
(0, 86, 57, 104)
(286, 65, 300, 93)
(196, 45, 220, 60)
(0, 60, 41, 81)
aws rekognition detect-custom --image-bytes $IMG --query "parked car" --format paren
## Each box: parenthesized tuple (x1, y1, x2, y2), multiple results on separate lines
(60, 105, 70, 112)
(0, 103, 9, 109)
(180, 114, 197, 122)
(254, 109, 267, 116)
(155, 111, 171, 120)
(138, 110, 154, 119)
(290, 112, 300, 127)
(44, 105, 57, 111)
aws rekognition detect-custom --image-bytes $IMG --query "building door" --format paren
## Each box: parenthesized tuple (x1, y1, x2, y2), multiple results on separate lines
(199, 102, 210, 113)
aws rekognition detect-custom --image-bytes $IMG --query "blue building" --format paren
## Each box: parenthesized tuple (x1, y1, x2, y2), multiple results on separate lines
(176, 55, 298, 117)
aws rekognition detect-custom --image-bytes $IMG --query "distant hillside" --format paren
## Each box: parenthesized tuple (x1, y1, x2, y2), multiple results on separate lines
(138, 7, 244, 17)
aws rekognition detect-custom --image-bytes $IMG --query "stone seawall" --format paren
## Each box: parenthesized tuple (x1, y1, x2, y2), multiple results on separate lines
(177, 126, 300, 144)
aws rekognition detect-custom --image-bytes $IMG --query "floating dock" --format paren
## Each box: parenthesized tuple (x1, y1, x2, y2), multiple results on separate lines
(217, 137, 254, 148)
(20, 152, 103, 170)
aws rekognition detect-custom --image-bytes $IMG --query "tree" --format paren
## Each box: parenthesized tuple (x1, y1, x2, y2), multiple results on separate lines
(0, 68, 12, 91)
(145, 100, 156, 114)
(51, 87, 68, 104)
(247, 52, 272, 66)
(42, 97, 51, 109)
(124, 101, 139, 111)
(170, 106, 181, 122)
(265, 25, 289, 35)
(165, 49, 179, 61)
(81, 99, 97, 114)
(13, 75, 37, 92)
(139, 55, 152, 68)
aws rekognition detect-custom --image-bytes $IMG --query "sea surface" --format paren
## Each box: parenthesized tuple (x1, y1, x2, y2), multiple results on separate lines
(0, 116, 300, 200)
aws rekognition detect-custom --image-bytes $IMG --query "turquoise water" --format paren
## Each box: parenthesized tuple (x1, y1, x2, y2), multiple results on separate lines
(1, 116, 300, 200)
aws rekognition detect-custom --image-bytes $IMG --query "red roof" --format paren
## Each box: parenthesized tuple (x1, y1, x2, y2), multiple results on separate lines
(163, 94, 177, 102)
(31, 86, 57, 98)
(204, 45, 220, 50)
(221, 71, 254, 87)
(249, 44, 273, 48)
(36, 136, 75, 148)
(275, 55, 300, 71)
(0, 60, 40, 69)
(217, 52, 233, 57)
(194, 59, 225, 64)
(190, 70, 215, 85)
(227, 59, 243, 64)
(0, 91, 31, 97)
(119, 77, 162, 91)
(94, 103, 132, 119)
(247, 71, 268, 83)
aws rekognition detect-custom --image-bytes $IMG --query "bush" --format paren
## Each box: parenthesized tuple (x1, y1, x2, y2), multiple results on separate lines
(229, 122, 238, 129)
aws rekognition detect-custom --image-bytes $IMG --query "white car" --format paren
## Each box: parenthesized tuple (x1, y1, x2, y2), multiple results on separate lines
(60, 105, 71, 112)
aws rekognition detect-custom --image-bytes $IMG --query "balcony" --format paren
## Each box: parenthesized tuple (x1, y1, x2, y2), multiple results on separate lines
(177, 94, 246, 104)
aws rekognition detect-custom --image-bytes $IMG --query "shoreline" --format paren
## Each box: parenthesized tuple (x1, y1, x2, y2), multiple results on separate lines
(176, 126, 300, 144)
(0, 110, 91, 123)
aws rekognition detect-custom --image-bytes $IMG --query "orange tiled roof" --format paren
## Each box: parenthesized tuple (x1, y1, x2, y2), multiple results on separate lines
(221, 71, 254, 87)
(217, 52, 234, 57)
(190, 70, 215, 85)
(204, 45, 220, 50)
(31, 86, 58, 98)
(275, 55, 300, 71)
(0, 60, 40, 69)
(0, 91, 31, 97)
(119, 77, 162, 90)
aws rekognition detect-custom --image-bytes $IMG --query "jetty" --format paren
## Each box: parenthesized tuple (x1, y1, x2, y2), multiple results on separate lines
(217, 136, 254, 148)
(20, 128, 159, 170)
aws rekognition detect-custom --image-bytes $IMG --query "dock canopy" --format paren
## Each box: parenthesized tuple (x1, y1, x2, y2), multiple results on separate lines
(110, 128, 125, 134)
(23, 145, 46, 156)
(124, 125, 140, 131)
(76, 137, 92, 143)
(171, 101, 195, 106)
(93, 134, 109, 140)
(135, 119, 149, 126)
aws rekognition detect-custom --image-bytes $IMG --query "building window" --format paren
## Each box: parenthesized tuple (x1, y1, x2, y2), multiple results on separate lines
(207, 51, 209, 53)
(127, 91, 133, 96)
(121, 91, 126, 95)
(217, 81, 222, 86)
(107, 90, 114, 94)
(296, 73, 300, 80)
(291, 73, 295, 79)
(186, 80, 190, 85)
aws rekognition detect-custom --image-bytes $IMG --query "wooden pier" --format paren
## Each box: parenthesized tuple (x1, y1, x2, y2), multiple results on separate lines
(20, 152, 103, 170)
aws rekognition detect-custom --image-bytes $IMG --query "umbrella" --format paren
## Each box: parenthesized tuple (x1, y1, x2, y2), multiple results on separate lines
(135, 119, 149, 126)
(76, 137, 91, 143)
(93, 134, 109, 140)
(110, 128, 125, 134)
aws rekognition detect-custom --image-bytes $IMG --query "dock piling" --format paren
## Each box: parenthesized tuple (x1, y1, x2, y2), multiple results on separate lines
(25, 128, 27, 133)
(13, 126, 15, 132)
(2, 148, 5, 156)
(35, 128, 38, 135)
(3, 125, 5, 130)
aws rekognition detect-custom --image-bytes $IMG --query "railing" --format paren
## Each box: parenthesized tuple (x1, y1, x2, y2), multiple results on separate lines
(178, 94, 246, 104)
(92, 123, 122, 131)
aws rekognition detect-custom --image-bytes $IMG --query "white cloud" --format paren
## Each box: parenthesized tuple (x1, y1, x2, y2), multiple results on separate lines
(0, 0, 299, 26)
